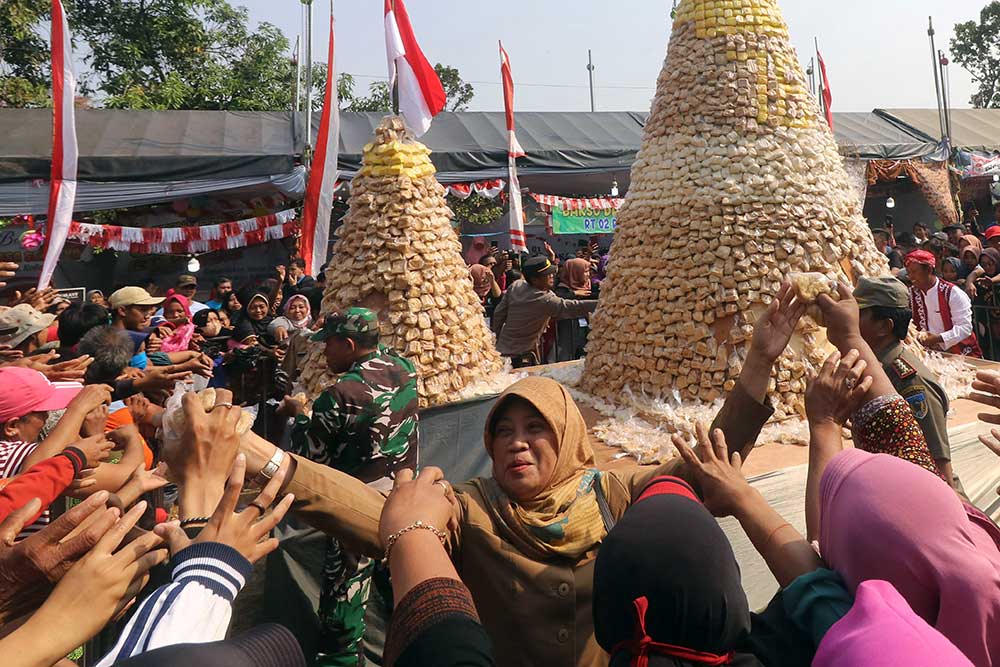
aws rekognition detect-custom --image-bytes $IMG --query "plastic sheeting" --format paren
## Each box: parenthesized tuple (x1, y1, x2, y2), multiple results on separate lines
(0, 167, 306, 216)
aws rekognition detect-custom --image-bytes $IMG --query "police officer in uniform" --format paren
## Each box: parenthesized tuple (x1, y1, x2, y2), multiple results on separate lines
(854, 276, 960, 490)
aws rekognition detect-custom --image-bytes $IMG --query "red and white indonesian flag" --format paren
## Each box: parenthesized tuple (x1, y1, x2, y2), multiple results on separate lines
(39, 0, 78, 290)
(300, 3, 340, 278)
(817, 49, 834, 131)
(500, 41, 527, 254)
(384, 0, 445, 136)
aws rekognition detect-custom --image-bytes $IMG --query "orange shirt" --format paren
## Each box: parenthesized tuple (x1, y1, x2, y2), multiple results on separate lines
(105, 407, 154, 470)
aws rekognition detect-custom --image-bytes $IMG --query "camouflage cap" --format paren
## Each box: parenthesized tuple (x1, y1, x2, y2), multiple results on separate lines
(310, 307, 380, 342)
(853, 276, 910, 310)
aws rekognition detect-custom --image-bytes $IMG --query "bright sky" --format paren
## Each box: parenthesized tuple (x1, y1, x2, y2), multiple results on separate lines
(240, 0, 983, 114)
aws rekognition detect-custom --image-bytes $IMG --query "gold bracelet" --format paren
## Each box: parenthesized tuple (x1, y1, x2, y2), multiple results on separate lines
(383, 521, 448, 564)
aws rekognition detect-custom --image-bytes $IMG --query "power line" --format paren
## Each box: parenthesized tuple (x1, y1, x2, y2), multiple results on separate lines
(343, 72, 654, 91)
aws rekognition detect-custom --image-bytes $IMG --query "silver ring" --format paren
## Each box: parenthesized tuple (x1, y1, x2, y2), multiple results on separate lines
(211, 402, 234, 411)
(845, 377, 857, 391)
(434, 480, 450, 493)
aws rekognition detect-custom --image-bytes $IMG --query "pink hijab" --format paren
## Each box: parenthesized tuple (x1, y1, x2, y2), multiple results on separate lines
(464, 238, 489, 266)
(469, 264, 493, 300)
(159, 292, 195, 352)
(814, 580, 972, 667)
(820, 449, 1000, 666)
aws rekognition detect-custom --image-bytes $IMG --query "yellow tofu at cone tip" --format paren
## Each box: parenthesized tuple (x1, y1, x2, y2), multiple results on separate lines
(300, 116, 503, 409)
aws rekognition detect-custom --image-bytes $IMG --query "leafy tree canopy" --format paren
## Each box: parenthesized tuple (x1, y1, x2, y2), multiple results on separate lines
(952, 2, 1000, 108)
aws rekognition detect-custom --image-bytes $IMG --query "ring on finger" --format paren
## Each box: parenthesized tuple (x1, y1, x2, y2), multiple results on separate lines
(434, 480, 450, 493)
(248, 501, 267, 516)
(211, 402, 235, 411)
(845, 376, 857, 390)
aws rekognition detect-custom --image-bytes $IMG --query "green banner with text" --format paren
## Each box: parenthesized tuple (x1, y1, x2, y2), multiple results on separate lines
(550, 205, 617, 234)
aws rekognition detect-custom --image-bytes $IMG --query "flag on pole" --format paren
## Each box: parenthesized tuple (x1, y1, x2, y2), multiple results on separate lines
(300, 0, 340, 277)
(500, 41, 527, 254)
(817, 49, 834, 131)
(384, 0, 445, 136)
(39, 0, 78, 290)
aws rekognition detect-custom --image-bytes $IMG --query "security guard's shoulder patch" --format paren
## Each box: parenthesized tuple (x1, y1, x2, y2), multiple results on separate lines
(903, 388, 929, 420)
(891, 356, 917, 380)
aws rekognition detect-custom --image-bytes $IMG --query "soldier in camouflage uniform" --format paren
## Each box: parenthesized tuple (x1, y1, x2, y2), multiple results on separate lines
(285, 307, 419, 667)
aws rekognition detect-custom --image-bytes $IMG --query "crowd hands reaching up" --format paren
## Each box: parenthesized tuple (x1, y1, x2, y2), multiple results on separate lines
(0, 251, 999, 667)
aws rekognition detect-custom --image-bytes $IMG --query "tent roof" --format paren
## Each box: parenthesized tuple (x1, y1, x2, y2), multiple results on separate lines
(877, 108, 1000, 153)
(336, 111, 647, 183)
(832, 111, 944, 160)
(0, 109, 301, 183)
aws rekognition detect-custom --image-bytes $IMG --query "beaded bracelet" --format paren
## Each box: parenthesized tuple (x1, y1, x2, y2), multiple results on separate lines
(383, 520, 448, 563)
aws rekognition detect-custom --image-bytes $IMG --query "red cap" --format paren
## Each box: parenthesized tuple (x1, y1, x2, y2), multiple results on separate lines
(904, 249, 937, 268)
(0, 367, 83, 423)
(986, 226, 1000, 240)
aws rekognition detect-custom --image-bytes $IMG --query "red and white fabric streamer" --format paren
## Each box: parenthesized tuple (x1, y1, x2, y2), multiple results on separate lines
(384, 0, 445, 137)
(300, 1, 340, 277)
(500, 41, 527, 254)
(444, 179, 505, 200)
(531, 194, 624, 212)
(68, 210, 298, 255)
(39, 0, 78, 290)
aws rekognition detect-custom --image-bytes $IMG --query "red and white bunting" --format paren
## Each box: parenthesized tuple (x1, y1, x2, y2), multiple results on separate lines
(68, 210, 298, 255)
(300, 1, 339, 277)
(531, 194, 624, 212)
(39, 0, 78, 289)
(384, 0, 445, 136)
(444, 179, 505, 200)
(500, 41, 527, 254)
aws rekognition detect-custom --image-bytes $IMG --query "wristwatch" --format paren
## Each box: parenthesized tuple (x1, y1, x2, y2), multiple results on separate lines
(256, 448, 285, 484)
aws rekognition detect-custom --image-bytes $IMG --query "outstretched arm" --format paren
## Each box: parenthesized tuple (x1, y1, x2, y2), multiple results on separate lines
(674, 424, 821, 588)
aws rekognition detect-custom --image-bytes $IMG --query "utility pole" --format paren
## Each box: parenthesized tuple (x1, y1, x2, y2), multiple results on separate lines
(304, 0, 314, 141)
(939, 50, 953, 142)
(390, 0, 399, 114)
(928, 17, 946, 142)
(806, 57, 815, 98)
(814, 38, 824, 119)
(587, 49, 596, 112)
(293, 35, 301, 113)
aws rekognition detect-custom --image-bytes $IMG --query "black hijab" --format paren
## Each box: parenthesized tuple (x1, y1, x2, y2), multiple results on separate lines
(233, 291, 273, 343)
(594, 477, 759, 667)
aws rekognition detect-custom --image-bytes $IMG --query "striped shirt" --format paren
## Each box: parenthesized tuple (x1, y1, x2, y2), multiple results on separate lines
(0, 440, 51, 537)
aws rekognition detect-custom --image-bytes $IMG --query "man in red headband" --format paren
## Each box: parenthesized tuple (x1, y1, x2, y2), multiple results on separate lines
(905, 249, 982, 357)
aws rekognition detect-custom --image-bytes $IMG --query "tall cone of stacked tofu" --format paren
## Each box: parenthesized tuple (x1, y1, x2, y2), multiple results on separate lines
(581, 0, 892, 419)
(300, 117, 504, 408)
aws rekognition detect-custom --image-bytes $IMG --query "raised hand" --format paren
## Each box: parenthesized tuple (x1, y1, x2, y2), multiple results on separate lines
(969, 369, 1000, 425)
(804, 350, 873, 427)
(116, 462, 170, 508)
(749, 281, 807, 364)
(38, 501, 167, 640)
(67, 384, 112, 416)
(379, 466, 458, 548)
(0, 261, 18, 290)
(133, 365, 194, 394)
(40, 356, 94, 383)
(73, 434, 114, 469)
(155, 454, 292, 564)
(81, 404, 110, 437)
(0, 344, 23, 363)
(0, 492, 118, 622)
(673, 424, 755, 519)
(816, 282, 861, 351)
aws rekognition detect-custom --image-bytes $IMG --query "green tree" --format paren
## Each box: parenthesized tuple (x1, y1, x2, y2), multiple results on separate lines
(336, 64, 473, 113)
(72, 0, 298, 110)
(952, 2, 1000, 108)
(0, 0, 51, 107)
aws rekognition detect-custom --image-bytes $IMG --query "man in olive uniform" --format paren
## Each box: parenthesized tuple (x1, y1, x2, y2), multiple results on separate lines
(854, 276, 959, 489)
(283, 307, 419, 667)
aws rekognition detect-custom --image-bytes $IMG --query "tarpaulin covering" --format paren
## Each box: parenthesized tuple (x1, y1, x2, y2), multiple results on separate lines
(834, 111, 947, 160)
(0, 109, 300, 182)
(0, 167, 306, 216)
(877, 108, 1000, 153)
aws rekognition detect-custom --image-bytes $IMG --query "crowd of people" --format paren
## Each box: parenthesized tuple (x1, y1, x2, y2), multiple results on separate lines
(0, 228, 999, 667)
(873, 203, 1000, 361)
(467, 241, 607, 368)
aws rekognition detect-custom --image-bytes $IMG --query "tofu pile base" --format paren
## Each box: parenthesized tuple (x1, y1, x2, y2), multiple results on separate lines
(301, 116, 504, 408)
(581, 0, 905, 421)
